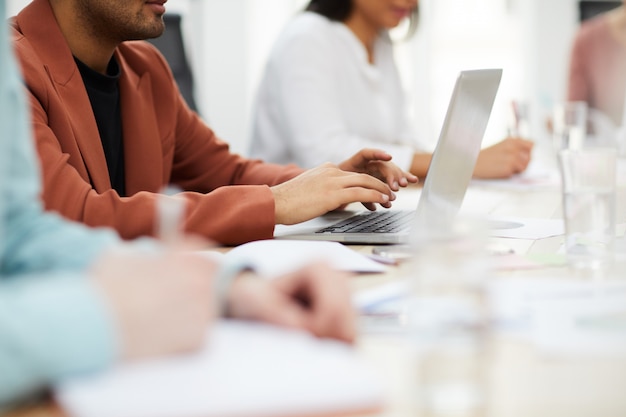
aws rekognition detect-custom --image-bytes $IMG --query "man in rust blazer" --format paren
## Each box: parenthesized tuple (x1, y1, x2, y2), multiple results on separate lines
(10, 0, 417, 246)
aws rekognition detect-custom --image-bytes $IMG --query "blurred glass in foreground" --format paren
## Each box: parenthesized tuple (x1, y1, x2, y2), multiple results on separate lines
(407, 218, 493, 417)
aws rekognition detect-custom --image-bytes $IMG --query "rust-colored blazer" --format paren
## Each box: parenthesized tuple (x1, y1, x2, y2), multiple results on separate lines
(11, 0, 303, 245)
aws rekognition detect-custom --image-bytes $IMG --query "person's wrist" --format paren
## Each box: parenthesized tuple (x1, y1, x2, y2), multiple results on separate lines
(270, 184, 291, 225)
(214, 260, 253, 318)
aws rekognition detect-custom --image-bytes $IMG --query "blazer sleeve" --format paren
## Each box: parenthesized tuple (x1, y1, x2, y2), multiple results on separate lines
(158, 49, 306, 245)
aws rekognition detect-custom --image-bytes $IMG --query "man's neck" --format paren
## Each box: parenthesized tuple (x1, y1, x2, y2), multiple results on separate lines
(49, 0, 118, 74)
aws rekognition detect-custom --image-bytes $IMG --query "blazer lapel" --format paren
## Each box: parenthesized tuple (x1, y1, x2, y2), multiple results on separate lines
(117, 54, 164, 195)
(53, 71, 113, 192)
(16, 0, 111, 192)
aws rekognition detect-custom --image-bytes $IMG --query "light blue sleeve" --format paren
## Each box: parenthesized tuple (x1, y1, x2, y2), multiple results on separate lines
(0, 274, 118, 407)
(0, 0, 118, 406)
(0, 15, 120, 277)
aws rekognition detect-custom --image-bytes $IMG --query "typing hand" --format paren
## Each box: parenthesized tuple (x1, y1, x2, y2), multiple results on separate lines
(338, 148, 419, 191)
(338, 148, 418, 211)
(271, 163, 395, 225)
(225, 263, 356, 343)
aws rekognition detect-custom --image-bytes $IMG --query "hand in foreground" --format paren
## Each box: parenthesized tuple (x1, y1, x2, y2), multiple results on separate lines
(473, 138, 534, 179)
(92, 247, 217, 360)
(225, 263, 356, 344)
(338, 148, 419, 192)
(271, 162, 396, 225)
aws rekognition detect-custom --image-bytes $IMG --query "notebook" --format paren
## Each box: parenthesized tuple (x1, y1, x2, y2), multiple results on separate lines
(56, 321, 385, 417)
(274, 68, 503, 244)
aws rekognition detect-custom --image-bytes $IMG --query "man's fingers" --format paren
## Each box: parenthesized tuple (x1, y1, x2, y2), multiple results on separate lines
(362, 202, 377, 211)
(340, 149, 393, 171)
(358, 148, 393, 162)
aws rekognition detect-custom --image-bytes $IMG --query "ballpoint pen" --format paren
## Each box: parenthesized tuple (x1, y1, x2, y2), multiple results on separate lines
(156, 185, 185, 245)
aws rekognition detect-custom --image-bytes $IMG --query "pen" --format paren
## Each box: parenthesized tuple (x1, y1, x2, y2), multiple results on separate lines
(156, 185, 185, 245)
(509, 100, 520, 137)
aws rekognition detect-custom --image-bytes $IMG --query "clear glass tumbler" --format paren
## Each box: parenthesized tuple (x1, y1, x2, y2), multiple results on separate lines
(406, 218, 493, 417)
(558, 148, 617, 273)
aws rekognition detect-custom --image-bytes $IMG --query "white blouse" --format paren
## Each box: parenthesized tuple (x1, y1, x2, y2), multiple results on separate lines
(249, 12, 420, 170)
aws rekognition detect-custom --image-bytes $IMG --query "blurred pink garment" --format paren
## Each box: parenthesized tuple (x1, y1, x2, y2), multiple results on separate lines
(567, 14, 626, 126)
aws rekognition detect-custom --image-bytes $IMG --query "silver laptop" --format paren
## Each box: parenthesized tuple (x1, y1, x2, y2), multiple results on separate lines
(274, 69, 503, 244)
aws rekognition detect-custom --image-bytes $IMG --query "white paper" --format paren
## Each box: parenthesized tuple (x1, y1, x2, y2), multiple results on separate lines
(56, 321, 385, 417)
(487, 216, 564, 239)
(204, 240, 386, 277)
(353, 280, 409, 314)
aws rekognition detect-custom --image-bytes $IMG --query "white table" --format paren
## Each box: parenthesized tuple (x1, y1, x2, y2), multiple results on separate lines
(351, 177, 626, 417)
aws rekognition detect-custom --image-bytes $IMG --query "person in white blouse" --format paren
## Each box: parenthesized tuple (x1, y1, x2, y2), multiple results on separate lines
(249, 0, 534, 179)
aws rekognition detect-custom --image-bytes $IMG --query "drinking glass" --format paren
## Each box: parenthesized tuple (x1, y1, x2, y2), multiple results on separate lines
(558, 148, 617, 272)
(406, 218, 493, 417)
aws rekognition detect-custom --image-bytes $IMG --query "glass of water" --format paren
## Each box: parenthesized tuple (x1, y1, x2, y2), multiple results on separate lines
(407, 218, 493, 417)
(558, 148, 617, 273)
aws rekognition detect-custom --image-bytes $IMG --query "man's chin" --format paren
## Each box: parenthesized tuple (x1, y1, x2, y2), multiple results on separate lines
(129, 22, 165, 41)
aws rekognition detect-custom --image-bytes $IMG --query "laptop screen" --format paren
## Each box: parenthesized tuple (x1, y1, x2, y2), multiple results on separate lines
(413, 69, 503, 233)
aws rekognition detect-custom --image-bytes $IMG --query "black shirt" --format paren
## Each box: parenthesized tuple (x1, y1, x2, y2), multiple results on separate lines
(75, 57, 126, 197)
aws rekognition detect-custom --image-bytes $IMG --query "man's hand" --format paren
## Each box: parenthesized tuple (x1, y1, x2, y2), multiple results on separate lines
(271, 163, 395, 225)
(473, 138, 534, 179)
(226, 263, 356, 344)
(338, 148, 419, 191)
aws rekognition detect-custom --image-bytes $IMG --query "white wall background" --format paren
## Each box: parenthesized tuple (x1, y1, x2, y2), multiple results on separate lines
(7, 0, 582, 155)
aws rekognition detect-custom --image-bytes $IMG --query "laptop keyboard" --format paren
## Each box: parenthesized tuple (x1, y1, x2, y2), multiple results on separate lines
(316, 210, 414, 234)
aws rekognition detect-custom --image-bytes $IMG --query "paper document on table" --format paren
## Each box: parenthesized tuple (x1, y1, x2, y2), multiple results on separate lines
(488, 216, 564, 239)
(56, 321, 385, 417)
(352, 281, 410, 335)
(354, 280, 409, 314)
(204, 240, 386, 277)
(492, 253, 556, 270)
